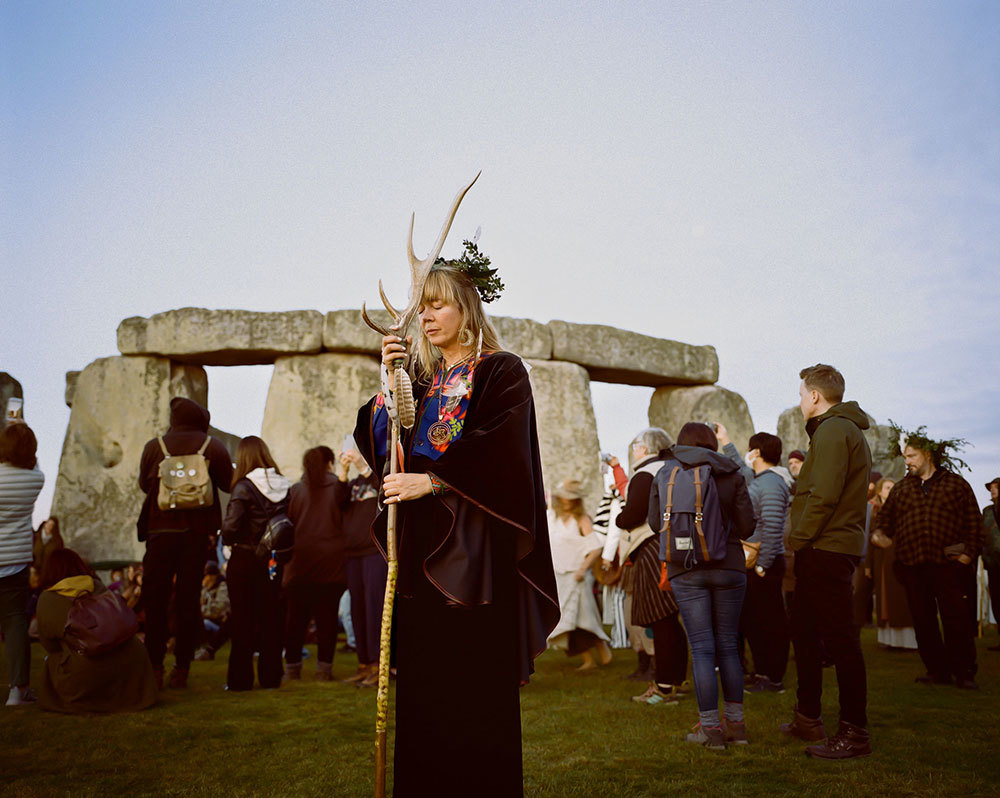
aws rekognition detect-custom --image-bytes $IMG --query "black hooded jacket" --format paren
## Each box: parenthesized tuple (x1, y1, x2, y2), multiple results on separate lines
(137, 398, 235, 540)
(648, 444, 756, 580)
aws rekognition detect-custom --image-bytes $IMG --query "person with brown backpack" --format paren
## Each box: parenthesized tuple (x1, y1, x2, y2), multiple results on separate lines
(137, 397, 234, 690)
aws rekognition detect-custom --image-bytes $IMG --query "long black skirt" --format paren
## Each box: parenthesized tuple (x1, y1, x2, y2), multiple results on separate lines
(393, 545, 523, 796)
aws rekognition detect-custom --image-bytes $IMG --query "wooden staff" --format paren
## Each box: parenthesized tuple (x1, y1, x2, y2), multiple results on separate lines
(374, 416, 399, 798)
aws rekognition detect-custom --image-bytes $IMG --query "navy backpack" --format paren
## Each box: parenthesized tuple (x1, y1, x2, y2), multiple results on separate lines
(652, 462, 728, 567)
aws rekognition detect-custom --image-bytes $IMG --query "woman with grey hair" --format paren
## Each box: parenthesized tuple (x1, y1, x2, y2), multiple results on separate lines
(609, 427, 689, 705)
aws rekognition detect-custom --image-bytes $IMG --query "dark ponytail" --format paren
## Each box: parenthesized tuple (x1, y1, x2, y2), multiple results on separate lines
(302, 446, 335, 490)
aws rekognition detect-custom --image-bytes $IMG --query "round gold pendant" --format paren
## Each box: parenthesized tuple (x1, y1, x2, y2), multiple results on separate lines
(427, 421, 452, 446)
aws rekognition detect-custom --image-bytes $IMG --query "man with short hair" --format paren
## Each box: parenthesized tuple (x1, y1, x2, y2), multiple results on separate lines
(719, 428, 792, 692)
(781, 364, 872, 759)
(873, 434, 984, 688)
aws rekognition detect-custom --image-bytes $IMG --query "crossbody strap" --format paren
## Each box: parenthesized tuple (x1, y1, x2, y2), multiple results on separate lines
(693, 466, 710, 560)
(157, 436, 169, 457)
(197, 435, 211, 455)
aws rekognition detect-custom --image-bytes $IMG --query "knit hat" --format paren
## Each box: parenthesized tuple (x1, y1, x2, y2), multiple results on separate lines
(788, 450, 806, 462)
(869, 471, 883, 484)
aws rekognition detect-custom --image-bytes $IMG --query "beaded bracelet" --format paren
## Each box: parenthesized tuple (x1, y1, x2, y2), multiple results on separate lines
(428, 473, 446, 496)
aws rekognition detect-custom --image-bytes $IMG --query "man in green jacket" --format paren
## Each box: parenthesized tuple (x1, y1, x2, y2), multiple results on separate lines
(780, 364, 872, 760)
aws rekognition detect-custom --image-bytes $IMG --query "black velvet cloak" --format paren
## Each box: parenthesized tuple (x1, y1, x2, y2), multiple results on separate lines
(354, 350, 559, 685)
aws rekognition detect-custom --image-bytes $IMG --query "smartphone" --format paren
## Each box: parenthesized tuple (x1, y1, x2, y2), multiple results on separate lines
(599, 451, 612, 464)
(342, 433, 356, 454)
(6, 397, 23, 420)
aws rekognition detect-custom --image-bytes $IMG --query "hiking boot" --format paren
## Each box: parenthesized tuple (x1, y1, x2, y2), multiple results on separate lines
(915, 673, 951, 685)
(359, 667, 379, 688)
(282, 662, 302, 685)
(805, 720, 872, 760)
(315, 661, 333, 682)
(168, 667, 189, 689)
(723, 719, 748, 745)
(745, 675, 786, 694)
(686, 722, 726, 750)
(779, 707, 827, 742)
(193, 647, 215, 662)
(631, 683, 679, 706)
(6, 686, 37, 706)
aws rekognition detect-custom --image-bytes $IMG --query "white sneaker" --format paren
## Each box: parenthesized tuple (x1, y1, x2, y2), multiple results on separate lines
(6, 686, 38, 706)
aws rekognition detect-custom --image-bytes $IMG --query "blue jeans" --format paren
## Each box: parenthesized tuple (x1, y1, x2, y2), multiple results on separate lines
(671, 568, 746, 713)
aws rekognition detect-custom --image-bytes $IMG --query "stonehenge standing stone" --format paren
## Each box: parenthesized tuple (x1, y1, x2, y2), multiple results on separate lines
(777, 406, 810, 462)
(548, 320, 718, 387)
(525, 360, 602, 513)
(262, 353, 382, 480)
(64, 371, 80, 408)
(118, 308, 324, 366)
(51, 356, 208, 563)
(490, 317, 552, 360)
(648, 385, 755, 454)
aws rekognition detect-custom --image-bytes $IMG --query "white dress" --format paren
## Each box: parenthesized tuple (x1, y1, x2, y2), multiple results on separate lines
(547, 512, 611, 650)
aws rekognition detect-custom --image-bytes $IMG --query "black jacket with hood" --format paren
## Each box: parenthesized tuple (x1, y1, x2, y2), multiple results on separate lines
(649, 444, 756, 580)
(137, 398, 235, 540)
(789, 401, 872, 557)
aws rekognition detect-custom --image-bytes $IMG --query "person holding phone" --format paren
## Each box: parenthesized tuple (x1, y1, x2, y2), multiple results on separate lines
(0, 421, 45, 706)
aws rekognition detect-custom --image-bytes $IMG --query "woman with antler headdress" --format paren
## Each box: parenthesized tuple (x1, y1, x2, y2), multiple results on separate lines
(354, 238, 559, 796)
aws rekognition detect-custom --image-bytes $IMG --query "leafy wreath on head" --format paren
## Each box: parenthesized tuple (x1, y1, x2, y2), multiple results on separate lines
(888, 420, 971, 472)
(434, 230, 504, 304)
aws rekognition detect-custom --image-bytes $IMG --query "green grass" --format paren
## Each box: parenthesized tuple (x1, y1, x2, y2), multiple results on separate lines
(2, 629, 999, 797)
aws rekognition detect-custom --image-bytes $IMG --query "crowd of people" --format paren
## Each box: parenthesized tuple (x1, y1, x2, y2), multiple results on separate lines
(1, 259, 998, 793)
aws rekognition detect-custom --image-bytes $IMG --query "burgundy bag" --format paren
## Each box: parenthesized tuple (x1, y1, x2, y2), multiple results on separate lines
(64, 590, 139, 656)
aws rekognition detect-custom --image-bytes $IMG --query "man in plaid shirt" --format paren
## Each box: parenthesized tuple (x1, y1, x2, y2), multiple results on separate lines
(873, 440, 983, 689)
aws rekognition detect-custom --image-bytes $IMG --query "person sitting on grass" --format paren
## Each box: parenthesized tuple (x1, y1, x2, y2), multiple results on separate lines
(194, 561, 230, 661)
(36, 548, 157, 714)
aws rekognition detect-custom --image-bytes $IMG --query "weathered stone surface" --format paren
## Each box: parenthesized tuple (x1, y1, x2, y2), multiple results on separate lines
(648, 385, 755, 454)
(65, 371, 80, 408)
(525, 360, 602, 514)
(491, 317, 552, 359)
(1, 372, 23, 417)
(323, 310, 554, 360)
(548, 320, 718, 387)
(322, 309, 391, 355)
(117, 308, 324, 366)
(777, 406, 809, 463)
(262, 353, 381, 481)
(51, 356, 208, 562)
(777, 406, 904, 479)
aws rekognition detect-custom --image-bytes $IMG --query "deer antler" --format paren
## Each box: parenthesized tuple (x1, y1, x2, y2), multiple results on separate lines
(360, 172, 480, 340)
(393, 171, 481, 334)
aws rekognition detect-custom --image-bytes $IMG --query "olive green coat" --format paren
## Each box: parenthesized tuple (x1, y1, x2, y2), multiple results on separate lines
(37, 576, 157, 714)
(789, 401, 872, 557)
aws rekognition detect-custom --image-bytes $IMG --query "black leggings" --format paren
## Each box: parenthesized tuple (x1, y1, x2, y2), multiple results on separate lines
(652, 611, 688, 686)
(284, 582, 345, 666)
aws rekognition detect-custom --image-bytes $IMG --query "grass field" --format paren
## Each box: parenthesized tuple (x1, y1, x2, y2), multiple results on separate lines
(2, 629, 999, 797)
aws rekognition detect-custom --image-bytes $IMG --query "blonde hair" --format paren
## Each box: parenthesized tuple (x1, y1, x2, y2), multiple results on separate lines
(413, 266, 502, 382)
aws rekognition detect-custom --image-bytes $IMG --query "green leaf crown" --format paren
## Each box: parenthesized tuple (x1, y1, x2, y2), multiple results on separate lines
(434, 238, 504, 304)
(888, 420, 971, 472)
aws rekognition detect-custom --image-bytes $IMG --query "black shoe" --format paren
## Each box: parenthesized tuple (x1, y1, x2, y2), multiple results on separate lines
(955, 678, 980, 690)
(915, 673, 951, 685)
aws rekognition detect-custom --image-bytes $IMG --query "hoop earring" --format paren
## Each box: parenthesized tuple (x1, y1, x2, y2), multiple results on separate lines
(458, 327, 474, 347)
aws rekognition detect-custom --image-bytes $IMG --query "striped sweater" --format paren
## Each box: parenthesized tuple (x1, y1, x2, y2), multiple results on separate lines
(0, 463, 45, 568)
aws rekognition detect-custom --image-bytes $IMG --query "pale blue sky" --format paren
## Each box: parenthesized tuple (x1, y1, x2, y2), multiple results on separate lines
(2, 1, 998, 524)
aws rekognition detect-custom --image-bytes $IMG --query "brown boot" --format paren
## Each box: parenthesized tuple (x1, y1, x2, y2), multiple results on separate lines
(342, 664, 371, 684)
(359, 664, 379, 688)
(167, 666, 188, 689)
(315, 662, 333, 682)
(805, 720, 872, 760)
(281, 662, 302, 685)
(779, 706, 826, 742)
